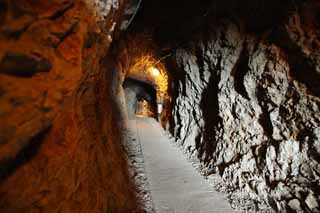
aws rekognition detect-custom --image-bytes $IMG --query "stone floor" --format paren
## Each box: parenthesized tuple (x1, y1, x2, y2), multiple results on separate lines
(135, 117, 234, 213)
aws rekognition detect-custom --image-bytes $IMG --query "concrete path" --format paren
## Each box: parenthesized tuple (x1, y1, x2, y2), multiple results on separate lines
(136, 117, 234, 213)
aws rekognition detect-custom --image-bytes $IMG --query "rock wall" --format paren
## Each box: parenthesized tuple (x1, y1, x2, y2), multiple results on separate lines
(169, 2, 320, 212)
(0, 0, 139, 212)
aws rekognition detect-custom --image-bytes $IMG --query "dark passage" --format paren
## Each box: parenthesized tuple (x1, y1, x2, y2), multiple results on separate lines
(123, 78, 157, 119)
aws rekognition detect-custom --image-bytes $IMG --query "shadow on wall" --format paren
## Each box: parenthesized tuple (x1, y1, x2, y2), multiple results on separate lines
(123, 78, 157, 119)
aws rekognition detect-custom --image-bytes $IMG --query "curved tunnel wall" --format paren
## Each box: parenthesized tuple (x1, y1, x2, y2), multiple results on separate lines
(0, 0, 140, 212)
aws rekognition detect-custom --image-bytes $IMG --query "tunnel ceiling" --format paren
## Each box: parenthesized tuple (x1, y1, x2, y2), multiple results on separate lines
(131, 0, 302, 45)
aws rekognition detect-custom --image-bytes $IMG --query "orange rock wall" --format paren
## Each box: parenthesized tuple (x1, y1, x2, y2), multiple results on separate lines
(0, 0, 139, 212)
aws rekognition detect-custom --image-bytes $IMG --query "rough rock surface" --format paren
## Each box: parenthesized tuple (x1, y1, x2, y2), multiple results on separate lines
(0, 0, 140, 212)
(168, 2, 320, 212)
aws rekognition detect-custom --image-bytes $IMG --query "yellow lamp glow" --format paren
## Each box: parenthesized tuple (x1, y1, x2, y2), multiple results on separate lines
(151, 67, 160, 76)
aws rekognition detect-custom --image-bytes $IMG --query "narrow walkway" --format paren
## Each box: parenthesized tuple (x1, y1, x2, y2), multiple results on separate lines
(136, 117, 234, 213)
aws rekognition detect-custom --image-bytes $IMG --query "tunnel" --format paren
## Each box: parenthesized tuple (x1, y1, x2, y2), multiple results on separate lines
(0, 0, 320, 212)
(123, 77, 157, 119)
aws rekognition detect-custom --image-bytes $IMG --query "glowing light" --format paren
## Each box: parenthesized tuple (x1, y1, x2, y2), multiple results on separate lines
(151, 67, 160, 76)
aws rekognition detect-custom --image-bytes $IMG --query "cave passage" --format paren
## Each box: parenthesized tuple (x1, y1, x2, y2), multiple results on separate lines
(0, 0, 319, 212)
(123, 78, 158, 119)
(121, 56, 235, 212)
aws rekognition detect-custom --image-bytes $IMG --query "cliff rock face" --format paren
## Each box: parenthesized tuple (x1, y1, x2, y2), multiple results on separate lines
(0, 0, 139, 212)
(169, 3, 320, 212)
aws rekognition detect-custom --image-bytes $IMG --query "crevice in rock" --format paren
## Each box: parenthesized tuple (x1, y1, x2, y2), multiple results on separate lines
(0, 52, 52, 77)
(195, 45, 206, 82)
(1, 14, 35, 39)
(306, 129, 320, 163)
(0, 125, 51, 182)
(257, 110, 273, 140)
(54, 21, 79, 48)
(199, 56, 222, 163)
(231, 40, 250, 100)
(48, 2, 75, 20)
(256, 82, 274, 139)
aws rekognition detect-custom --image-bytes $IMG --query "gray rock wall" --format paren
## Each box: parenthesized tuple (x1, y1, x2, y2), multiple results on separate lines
(169, 6, 320, 212)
